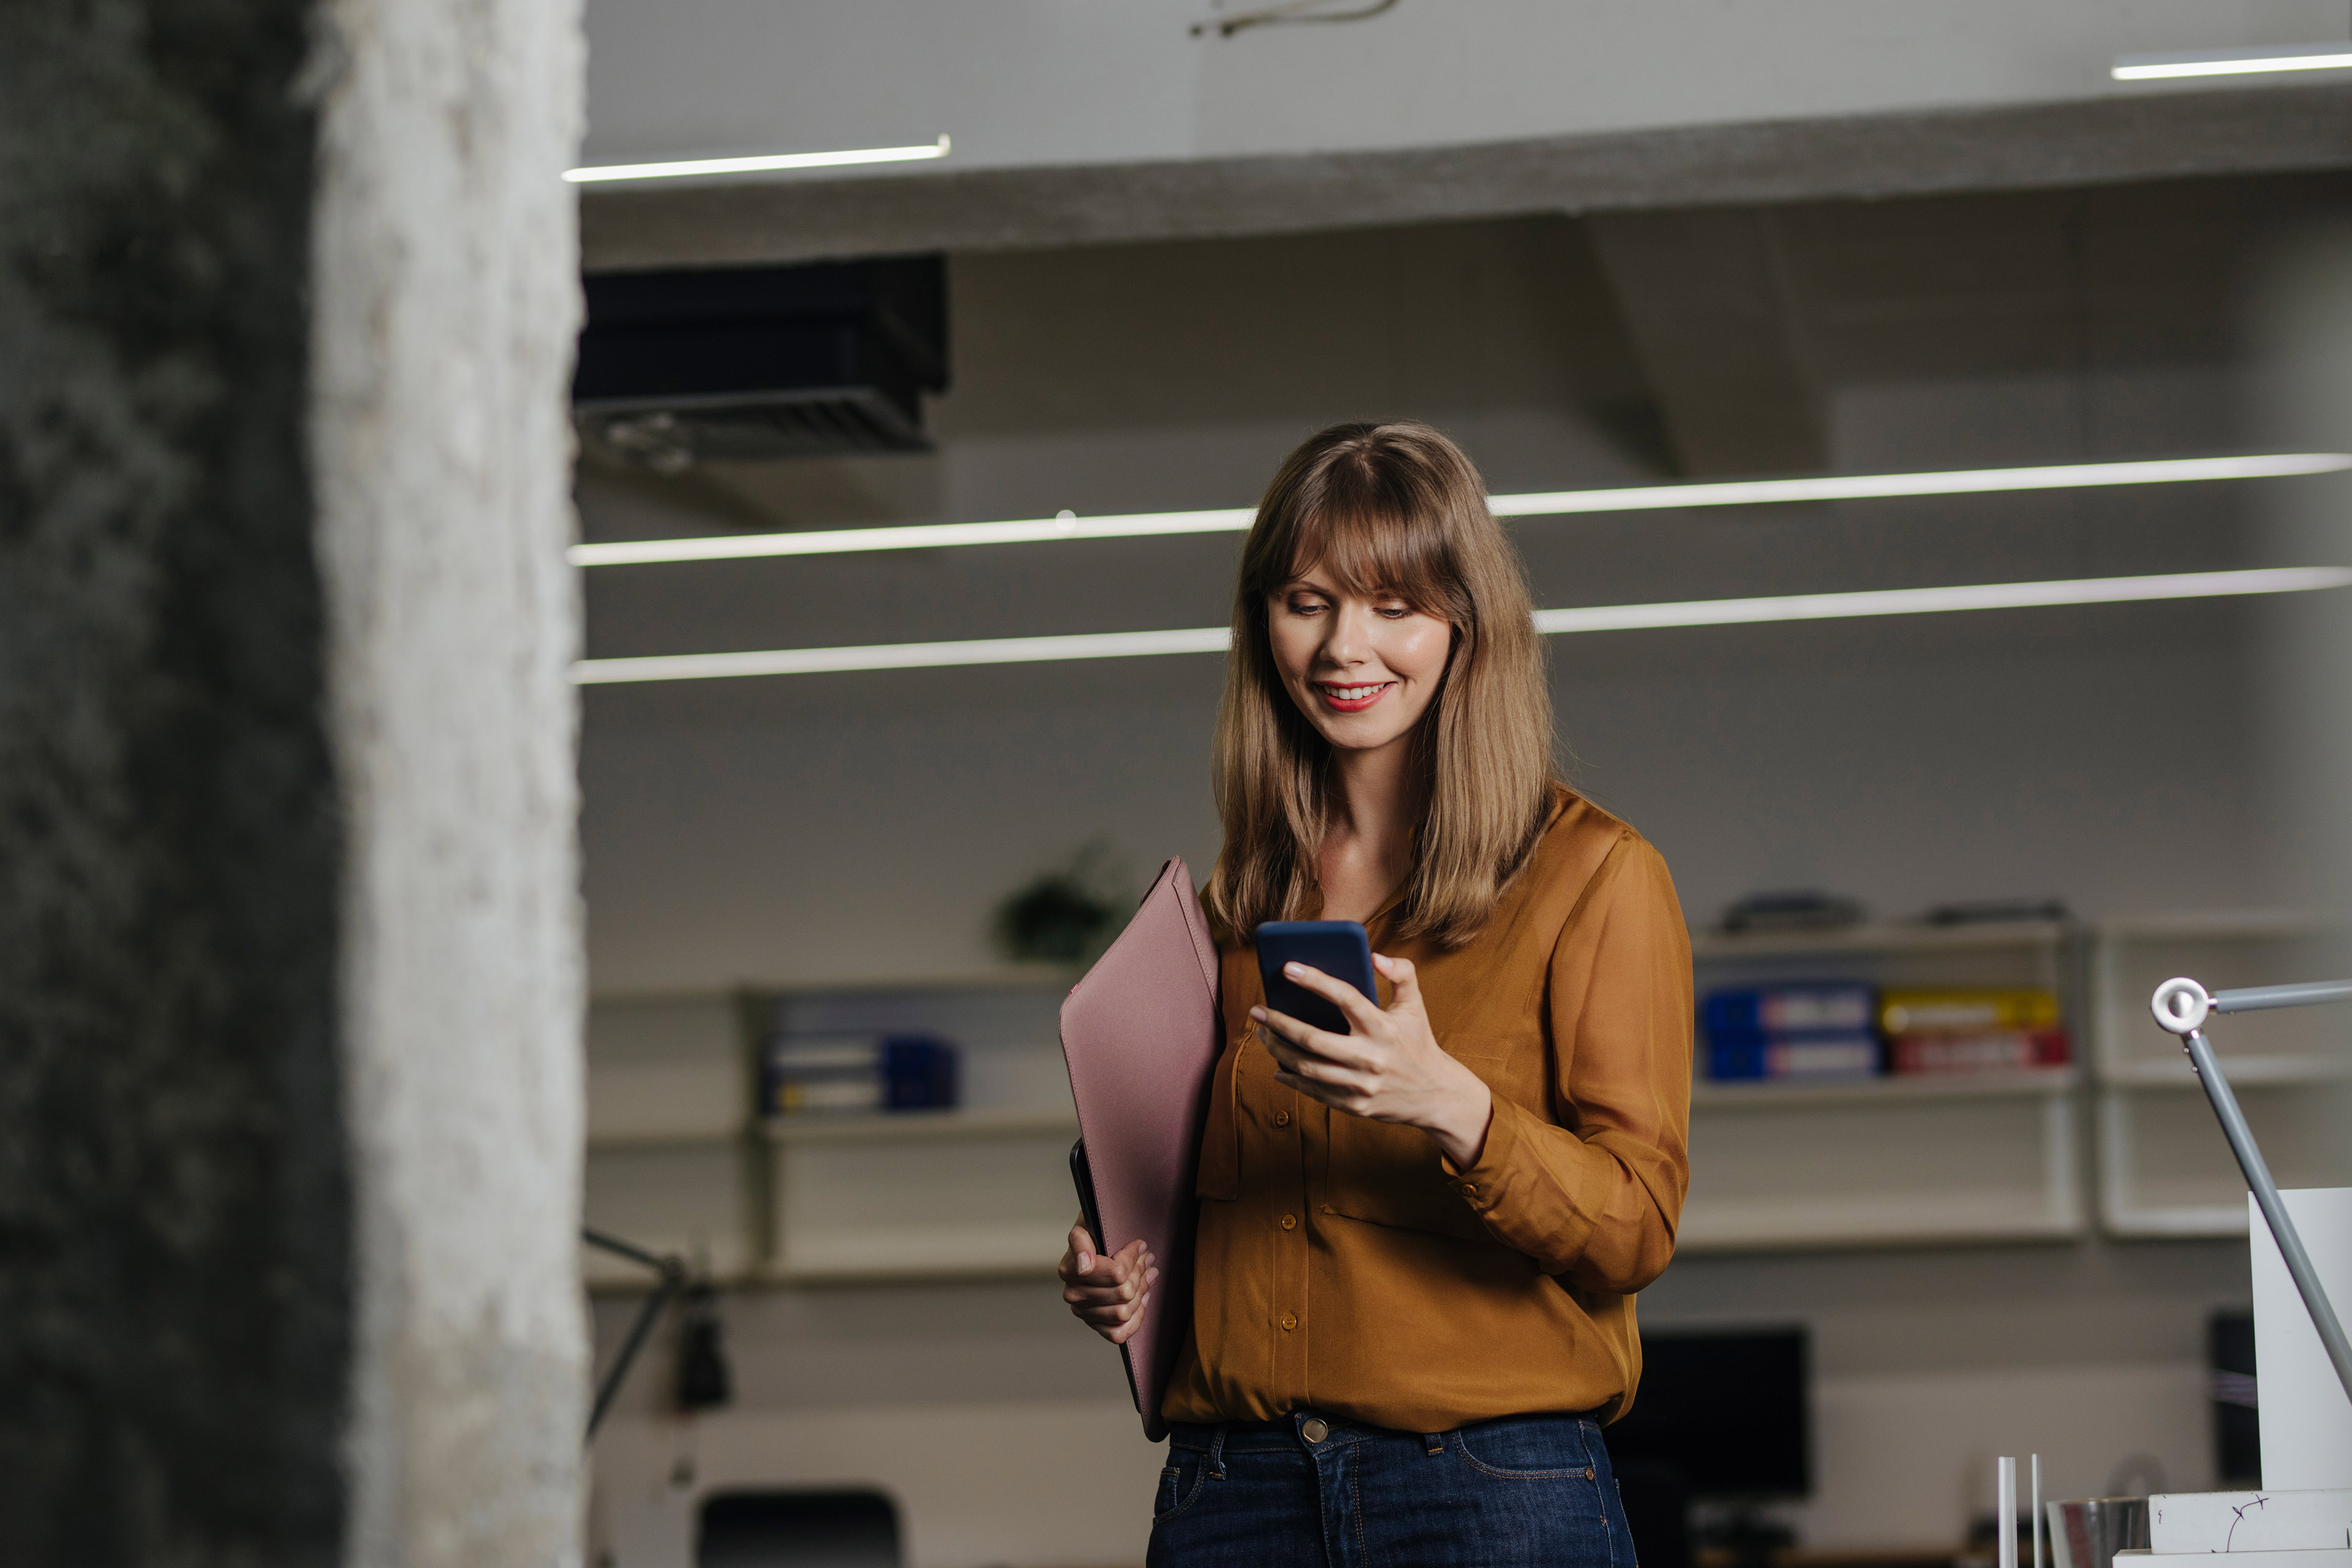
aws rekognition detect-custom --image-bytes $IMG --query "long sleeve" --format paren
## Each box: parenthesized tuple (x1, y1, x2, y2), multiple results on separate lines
(1164, 794, 1694, 1433)
(1448, 835, 1693, 1291)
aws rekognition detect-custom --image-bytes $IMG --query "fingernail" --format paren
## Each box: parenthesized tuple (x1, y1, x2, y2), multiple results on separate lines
(1285, 962, 1304, 977)
(1250, 1006, 1266, 1022)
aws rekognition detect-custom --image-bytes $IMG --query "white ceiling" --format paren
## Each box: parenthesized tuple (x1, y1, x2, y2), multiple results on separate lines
(580, 0, 2350, 172)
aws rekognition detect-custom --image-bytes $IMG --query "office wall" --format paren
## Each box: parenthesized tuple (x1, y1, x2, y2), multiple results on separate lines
(580, 216, 2294, 994)
(579, 214, 2292, 1564)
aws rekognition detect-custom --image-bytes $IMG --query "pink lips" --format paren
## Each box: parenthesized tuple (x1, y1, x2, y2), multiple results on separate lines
(1314, 680, 1395, 713)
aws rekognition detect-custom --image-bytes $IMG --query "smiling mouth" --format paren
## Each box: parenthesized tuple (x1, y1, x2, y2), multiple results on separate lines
(1314, 680, 1395, 711)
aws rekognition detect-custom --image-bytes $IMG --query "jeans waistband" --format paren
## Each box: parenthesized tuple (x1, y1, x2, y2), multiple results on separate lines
(1168, 1417, 1312, 1454)
(1167, 1408, 1603, 1457)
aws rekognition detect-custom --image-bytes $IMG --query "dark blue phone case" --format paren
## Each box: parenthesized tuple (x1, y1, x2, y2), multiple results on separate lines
(1254, 920, 1378, 1035)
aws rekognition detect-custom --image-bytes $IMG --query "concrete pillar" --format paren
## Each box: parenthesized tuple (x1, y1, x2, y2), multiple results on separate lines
(0, 0, 587, 1562)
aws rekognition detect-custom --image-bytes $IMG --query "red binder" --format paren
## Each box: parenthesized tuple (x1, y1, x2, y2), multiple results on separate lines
(1060, 856, 1224, 1441)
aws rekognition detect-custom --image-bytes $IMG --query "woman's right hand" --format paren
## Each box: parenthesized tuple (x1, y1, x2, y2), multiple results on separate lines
(1058, 1220, 1157, 1345)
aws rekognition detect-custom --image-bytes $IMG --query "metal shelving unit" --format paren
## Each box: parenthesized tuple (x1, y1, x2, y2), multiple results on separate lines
(1683, 919, 2089, 1253)
(764, 1109, 1080, 1282)
(581, 975, 1081, 1289)
(573, 913, 2351, 1280)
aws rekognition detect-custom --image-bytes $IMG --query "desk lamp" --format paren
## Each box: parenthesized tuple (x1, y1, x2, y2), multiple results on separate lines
(2150, 975, 2352, 1401)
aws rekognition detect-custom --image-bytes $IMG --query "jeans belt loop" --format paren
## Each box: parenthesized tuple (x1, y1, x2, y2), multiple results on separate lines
(1422, 1432, 1446, 1456)
(1208, 1422, 1229, 1480)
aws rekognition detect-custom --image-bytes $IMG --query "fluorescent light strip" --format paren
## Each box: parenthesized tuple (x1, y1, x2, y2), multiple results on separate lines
(564, 136, 949, 185)
(2114, 43, 2352, 80)
(573, 507, 1261, 567)
(572, 567, 2352, 685)
(577, 626, 1231, 684)
(1528, 567, 2352, 634)
(567, 453, 2352, 568)
(1487, 453, 2350, 516)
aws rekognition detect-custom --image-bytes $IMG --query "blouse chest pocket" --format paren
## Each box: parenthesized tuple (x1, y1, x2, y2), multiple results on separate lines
(1193, 1034, 1245, 1202)
(1321, 1030, 1529, 1242)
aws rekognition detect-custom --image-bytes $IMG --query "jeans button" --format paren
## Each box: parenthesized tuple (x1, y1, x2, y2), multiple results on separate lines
(1302, 1417, 1330, 1443)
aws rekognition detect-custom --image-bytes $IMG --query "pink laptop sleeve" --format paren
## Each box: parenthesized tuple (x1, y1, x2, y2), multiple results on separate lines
(1059, 856, 1224, 1441)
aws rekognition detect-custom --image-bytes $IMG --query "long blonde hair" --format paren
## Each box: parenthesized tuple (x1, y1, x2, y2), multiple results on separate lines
(1204, 421, 1556, 949)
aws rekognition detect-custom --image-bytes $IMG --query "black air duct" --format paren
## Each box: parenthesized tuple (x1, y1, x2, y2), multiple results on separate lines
(573, 256, 947, 470)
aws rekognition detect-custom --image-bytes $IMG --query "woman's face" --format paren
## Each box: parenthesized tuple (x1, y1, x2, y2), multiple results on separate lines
(1267, 564, 1455, 756)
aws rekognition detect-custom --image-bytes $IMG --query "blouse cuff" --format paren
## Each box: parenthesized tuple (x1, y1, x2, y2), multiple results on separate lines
(1441, 1096, 1603, 1270)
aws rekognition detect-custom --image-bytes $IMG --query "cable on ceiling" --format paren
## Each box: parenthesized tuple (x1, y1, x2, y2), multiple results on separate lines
(1193, 0, 1399, 40)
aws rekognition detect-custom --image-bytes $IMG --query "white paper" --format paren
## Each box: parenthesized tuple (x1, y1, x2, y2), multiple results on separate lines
(2253, 1188, 2352, 1490)
(2152, 1489, 2352, 1553)
(2128, 1550, 2352, 1568)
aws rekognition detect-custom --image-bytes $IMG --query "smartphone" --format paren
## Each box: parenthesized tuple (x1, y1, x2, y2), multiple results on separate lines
(1254, 919, 1379, 1035)
(1069, 1139, 1108, 1255)
(1066, 1137, 1144, 1411)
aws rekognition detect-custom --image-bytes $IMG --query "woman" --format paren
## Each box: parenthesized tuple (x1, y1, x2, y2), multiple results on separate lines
(1058, 421, 1692, 1567)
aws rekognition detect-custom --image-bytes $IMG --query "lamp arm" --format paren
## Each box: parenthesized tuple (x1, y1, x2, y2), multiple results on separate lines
(2152, 976, 2352, 1406)
(581, 1227, 689, 1440)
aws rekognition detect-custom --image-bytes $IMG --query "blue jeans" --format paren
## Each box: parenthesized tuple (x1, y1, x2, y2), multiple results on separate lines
(1147, 1410, 1638, 1568)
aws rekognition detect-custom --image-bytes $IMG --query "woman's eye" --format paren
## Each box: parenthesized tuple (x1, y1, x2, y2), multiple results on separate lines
(1287, 598, 1327, 616)
(1376, 604, 1411, 619)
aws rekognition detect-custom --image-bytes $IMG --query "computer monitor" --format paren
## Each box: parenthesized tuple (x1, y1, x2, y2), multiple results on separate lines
(1604, 1326, 1811, 1500)
(698, 1489, 900, 1568)
(2211, 1309, 2258, 1487)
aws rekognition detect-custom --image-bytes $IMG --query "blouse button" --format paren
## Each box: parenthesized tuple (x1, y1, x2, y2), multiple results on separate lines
(1461, 1183, 1478, 1197)
(1280, 1313, 1298, 1332)
(1275, 1109, 1291, 1126)
(1280, 1214, 1297, 1231)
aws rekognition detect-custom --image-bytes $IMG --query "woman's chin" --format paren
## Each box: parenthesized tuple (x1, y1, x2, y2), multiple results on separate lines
(1313, 715, 1419, 754)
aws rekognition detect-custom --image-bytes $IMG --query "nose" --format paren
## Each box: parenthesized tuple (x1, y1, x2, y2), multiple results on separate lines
(1319, 601, 1376, 668)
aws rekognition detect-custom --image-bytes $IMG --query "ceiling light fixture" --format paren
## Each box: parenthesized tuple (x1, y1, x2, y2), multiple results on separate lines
(564, 135, 949, 185)
(2112, 43, 2352, 81)
(571, 566, 2352, 684)
(567, 453, 2351, 568)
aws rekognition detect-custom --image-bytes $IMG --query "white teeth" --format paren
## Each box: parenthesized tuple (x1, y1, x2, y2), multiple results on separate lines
(1323, 684, 1385, 699)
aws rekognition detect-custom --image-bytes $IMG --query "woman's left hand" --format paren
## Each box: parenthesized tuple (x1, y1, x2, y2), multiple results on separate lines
(1253, 953, 1494, 1169)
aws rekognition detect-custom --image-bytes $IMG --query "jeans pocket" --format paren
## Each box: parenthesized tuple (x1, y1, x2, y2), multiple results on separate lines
(1154, 1449, 1210, 1523)
(1451, 1414, 1600, 1480)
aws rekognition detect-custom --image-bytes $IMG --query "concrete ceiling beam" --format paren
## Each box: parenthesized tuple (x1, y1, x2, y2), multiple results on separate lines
(1585, 209, 1824, 477)
(583, 81, 2352, 272)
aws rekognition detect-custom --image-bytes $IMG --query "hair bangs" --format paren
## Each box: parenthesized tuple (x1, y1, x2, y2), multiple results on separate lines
(1259, 455, 1468, 620)
(1280, 503, 1460, 619)
(1208, 420, 1559, 950)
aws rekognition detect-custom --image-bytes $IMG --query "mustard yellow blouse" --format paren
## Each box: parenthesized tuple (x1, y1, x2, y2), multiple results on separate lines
(1163, 786, 1694, 1433)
